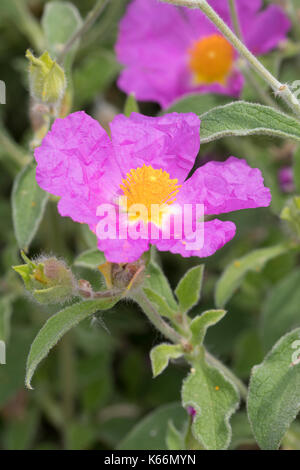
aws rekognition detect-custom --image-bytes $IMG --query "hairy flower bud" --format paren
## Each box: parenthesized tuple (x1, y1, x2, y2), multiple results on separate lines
(26, 50, 66, 105)
(13, 253, 76, 304)
(98, 260, 145, 292)
(281, 196, 300, 239)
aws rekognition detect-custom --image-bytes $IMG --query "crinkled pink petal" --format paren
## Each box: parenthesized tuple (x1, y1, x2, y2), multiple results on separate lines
(96, 211, 150, 263)
(109, 112, 200, 183)
(177, 156, 271, 215)
(98, 237, 150, 264)
(34, 111, 121, 227)
(153, 219, 236, 258)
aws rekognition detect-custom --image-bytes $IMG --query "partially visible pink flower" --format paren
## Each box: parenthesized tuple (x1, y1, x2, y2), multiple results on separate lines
(116, 0, 290, 108)
(279, 166, 295, 193)
(34, 111, 271, 263)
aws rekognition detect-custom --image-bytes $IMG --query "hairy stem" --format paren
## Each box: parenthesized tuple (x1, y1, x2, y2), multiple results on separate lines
(11, 0, 45, 53)
(228, 0, 242, 40)
(133, 290, 183, 344)
(133, 289, 247, 401)
(57, 0, 109, 64)
(161, 0, 300, 117)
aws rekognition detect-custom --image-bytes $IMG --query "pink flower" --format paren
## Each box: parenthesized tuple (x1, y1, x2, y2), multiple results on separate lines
(34, 111, 271, 263)
(279, 166, 295, 193)
(116, 0, 290, 108)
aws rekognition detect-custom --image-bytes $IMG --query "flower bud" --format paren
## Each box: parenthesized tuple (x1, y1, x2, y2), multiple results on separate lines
(281, 196, 300, 239)
(98, 260, 145, 292)
(26, 50, 66, 105)
(13, 253, 76, 304)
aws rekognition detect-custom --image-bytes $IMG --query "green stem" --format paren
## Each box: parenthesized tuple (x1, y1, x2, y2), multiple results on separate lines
(11, 0, 45, 53)
(205, 351, 248, 401)
(228, 0, 242, 40)
(162, 0, 300, 117)
(57, 0, 109, 64)
(0, 128, 31, 169)
(228, 0, 279, 109)
(133, 289, 248, 401)
(133, 290, 182, 344)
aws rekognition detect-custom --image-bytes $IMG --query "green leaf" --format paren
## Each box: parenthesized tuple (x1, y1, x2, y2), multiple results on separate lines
(117, 402, 186, 450)
(282, 421, 300, 450)
(124, 93, 140, 117)
(42, 1, 82, 65)
(163, 93, 233, 115)
(200, 102, 300, 144)
(248, 328, 300, 450)
(230, 412, 255, 449)
(190, 310, 226, 346)
(144, 260, 177, 311)
(175, 265, 204, 313)
(166, 420, 186, 450)
(143, 287, 177, 319)
(25, 297, 120, 389)
(150, 343, 183, 378)
(12, 163, 48, 251)
(233, 329, 264, 380)
(182, 361, 240, 450)
(74, 248, 106, 269)
(261, 269, 300, 352)
(74, 50, 120, 107)
(215, 244, 290, 308)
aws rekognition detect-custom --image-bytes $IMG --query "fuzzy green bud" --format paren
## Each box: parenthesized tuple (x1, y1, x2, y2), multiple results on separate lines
(26, 50, 66, 105)
(281, 196, 300, 239)
(13, 253, 76, 304)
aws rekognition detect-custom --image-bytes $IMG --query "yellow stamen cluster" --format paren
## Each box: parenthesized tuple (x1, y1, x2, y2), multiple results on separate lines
(120, 164, 181, 225)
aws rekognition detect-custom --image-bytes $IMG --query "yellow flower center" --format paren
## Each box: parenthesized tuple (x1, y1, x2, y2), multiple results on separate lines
(120, 164, 181, 225)
(188, 34, 234, 85)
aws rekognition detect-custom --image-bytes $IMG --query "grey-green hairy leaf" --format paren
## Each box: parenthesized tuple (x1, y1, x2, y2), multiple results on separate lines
(117, 402, 186, 450)
(182, 361, 240, 450)
(26, 297, 120, 389)
(143, 287, 177, 319)
(261, 269, 300, 352)
(215, 244, 290, 308)
(74, 248, 106, 269)
(42, 1, 82, 65)
(144, 260, 177, 310)
(166, 421, 186, 450)
(248, 328, 300, 450)
(175, 265, 204, 313)
(200, 102, 300, 144)
(150, 343, 183, 377)
(190, 310, 226, 346)
(12, 164, 48, 251)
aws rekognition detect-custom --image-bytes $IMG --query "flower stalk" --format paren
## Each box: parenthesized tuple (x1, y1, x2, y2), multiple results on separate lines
(57, 0, 110, 64)
(161, 0, 300, 117)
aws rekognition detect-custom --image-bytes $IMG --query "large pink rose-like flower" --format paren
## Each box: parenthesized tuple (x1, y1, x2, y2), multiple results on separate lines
(116, 0, 291, 107)
(34, 111, 271, 263)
